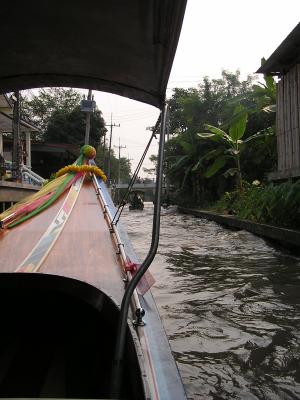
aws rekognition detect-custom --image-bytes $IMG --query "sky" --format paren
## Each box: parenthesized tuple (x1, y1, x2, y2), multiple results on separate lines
(92, 0, 300, 177)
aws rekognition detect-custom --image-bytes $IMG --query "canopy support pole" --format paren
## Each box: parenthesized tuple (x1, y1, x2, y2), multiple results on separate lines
(111, 103, 168, 398)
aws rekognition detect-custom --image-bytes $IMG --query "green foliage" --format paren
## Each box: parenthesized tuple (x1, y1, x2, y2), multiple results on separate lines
(45, 106, 106, 147)
(198, 105, 273, 191)
(22, 88, 82, 138)
(143, 154, 157, 176)
(166, 132, 228, 205)
(168, 71, 254, 136)
(252, 58, 276, 114)
(204, 156, 226, 178)
(21, 88, 131, 179)
(166, 132, 203, 202)
(228, 104, 247, 141)
(216, 181, 300, 229)
(166, 72, 255, 202)
(227, 60, 276, 118)
(22, 88, 106, 147)
(96, 146, 131, 183)
(166, 70, 277, 204)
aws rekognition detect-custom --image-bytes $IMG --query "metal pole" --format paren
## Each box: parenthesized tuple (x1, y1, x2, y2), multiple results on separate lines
(102, 132, 107, 171)
(110, 103, 168, 398)
(114, 137, 126, 184)
(84, 89, 92, 145)
(106, 114, 120, 187)
(107, 114, 113, 186)
(118, 138, 121, 184)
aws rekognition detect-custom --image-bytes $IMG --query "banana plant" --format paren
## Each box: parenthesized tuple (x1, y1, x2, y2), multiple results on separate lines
(167, 135, 199, 189)
(230, 58, 276, 115)
(198, 105, 273, 191)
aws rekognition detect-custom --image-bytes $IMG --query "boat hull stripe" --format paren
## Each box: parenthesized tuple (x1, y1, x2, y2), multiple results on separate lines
(15, 174, 85, 273)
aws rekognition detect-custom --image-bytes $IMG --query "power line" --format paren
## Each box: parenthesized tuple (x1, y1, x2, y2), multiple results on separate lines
(103, 110, 155, 117)
(103, 113, 157, 122)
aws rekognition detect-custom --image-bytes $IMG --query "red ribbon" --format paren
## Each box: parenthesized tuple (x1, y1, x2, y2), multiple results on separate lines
(125, 261, 138, 273)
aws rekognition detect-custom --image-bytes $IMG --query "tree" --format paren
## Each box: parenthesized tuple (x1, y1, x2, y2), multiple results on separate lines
(167, 71, 254, 138)
(165, 71, 256, 203)
(143, 154, 157, 176)
(45, 106, 106, 147)
(96, 146, 131, 183)
(166, 133, 202, 202)
(198, 105, 273, 191)
(22, 88, 82, 138)
(116, 157, 131, 183)
(22, 88, 106, 147)
(21, 88, 108, 177)
(250, 58, 276, 114)
(227, 68, 277, 181)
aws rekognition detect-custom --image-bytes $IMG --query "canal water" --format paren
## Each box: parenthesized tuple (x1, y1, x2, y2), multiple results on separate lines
(121, 203, 300, 400)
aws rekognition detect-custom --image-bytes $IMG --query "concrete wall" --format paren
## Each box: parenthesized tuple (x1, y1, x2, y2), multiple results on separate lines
(0, 181, 39, 203)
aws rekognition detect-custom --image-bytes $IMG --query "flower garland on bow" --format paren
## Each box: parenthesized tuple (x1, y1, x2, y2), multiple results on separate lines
(0, 145, 106, 228)
(55, 164, 107, 182)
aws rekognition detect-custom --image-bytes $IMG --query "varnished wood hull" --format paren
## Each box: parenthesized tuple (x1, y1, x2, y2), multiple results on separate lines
(0, 180, 124, 302)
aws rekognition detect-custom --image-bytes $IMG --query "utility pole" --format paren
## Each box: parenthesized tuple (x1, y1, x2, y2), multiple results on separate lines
(12, 91, 22, 182)
(84, 89, 92, 145)
(105, 114, 120, 186)
(102, 131, 107, 171)
(114, 138, 126, 184)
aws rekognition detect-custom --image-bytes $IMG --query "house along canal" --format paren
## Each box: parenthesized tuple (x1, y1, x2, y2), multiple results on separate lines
(121, 203, 300, 400)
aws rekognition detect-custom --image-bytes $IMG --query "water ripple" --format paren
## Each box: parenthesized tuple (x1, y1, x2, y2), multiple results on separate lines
(122, 203, 300, 399)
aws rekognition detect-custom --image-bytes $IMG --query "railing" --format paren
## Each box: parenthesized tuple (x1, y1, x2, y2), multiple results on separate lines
(21, 165, 45, 186)
(113, 182, 156, 189)
(3, 160, 45, 186)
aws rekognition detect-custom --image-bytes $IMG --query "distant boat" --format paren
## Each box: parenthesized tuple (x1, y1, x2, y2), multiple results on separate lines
(0, 1, 187, 399)
(129, 190, 144, 210)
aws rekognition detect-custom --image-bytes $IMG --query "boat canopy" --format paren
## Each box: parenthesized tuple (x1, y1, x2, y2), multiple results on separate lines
(0, 0, 187, 109)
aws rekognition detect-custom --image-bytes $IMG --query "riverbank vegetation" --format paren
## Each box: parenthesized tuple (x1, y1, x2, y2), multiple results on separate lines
(213, 181, 300, 229)
(164, 70, 300, 230)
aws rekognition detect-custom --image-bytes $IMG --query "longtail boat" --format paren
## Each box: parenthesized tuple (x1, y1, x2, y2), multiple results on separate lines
(0, 1, 187, 399)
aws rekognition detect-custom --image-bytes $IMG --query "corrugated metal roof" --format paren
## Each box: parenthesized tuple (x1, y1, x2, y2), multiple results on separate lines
(0, 112, 39, 132)
(0, 94, 12, 112)
(257, 23, 300, 75)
